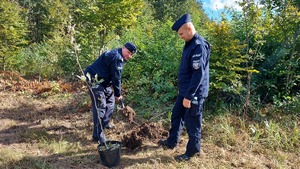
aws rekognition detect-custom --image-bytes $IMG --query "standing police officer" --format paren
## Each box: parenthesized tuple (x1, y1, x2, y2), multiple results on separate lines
(84, 42, 137, 143)
(158, 14, 211, 161)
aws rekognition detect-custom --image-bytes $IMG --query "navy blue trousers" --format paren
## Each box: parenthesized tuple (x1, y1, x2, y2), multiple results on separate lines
(89, 84, 115, 142)
(167, 95, 204, 157)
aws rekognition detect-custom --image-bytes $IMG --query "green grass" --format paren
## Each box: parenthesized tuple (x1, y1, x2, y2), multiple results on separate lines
(205, 114, 300, 151)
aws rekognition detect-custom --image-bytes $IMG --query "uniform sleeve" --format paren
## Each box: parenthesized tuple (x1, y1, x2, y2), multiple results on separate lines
(185, 45, 207, 100)
(110, 57, 123, 97)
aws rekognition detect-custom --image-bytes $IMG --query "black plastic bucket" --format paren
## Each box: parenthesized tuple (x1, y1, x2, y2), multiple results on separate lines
(98, 140, 122, 168)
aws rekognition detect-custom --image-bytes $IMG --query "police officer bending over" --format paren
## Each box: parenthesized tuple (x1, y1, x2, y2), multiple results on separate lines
(84, 42, 137, 144)
(158, 13, 211, 161)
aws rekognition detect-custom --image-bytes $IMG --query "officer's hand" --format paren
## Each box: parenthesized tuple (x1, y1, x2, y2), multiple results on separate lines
(116, 96, 123, 101)
(183, 98, 191, 108)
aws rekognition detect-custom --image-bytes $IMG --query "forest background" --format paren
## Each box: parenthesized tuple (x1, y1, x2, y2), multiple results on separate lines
(2, 0, 300, 116)
(0, 0, 299, 168)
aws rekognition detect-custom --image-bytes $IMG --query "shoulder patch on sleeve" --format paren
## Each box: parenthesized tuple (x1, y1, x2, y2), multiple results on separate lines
(193, 60, 200, 69)
(192, 47, 202, 70)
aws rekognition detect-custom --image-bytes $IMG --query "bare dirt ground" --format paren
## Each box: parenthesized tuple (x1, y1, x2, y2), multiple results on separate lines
(0, 71, 176, 168)
(0, 71, 299, 169)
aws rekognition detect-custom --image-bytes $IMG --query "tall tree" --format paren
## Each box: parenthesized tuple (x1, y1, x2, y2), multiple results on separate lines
(147, 0, 208, 25)
(0, 0, 28, 70)
(257, 0, 300, 101)
(74, 0, 144, 57)
(231, 0, 270, 114)
(18, 0, 70, 43)
(206, 19, 247, 104)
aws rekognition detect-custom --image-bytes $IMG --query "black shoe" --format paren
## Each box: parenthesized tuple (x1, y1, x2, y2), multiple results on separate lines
(175, 154, 191, 161)
(158, 139, 174, 149)
(105, 124, 115, 129)
(92, 138, 100, 144)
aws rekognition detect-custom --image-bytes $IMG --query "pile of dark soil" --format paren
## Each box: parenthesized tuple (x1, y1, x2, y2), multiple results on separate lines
(122, 122, 168, 150)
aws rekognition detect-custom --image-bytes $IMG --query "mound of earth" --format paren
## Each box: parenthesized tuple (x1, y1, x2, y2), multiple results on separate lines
(118, 105, 136, 123)
(122, 122, 168, 150)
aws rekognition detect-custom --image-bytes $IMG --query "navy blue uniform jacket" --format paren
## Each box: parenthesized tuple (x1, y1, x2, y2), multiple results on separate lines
(84, 48, 125, 97)
(178, 33, 211, 100)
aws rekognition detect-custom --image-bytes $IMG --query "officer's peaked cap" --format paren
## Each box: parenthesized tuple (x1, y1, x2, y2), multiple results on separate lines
(124, 42, 137, 54)
(172, 13, 191, 32)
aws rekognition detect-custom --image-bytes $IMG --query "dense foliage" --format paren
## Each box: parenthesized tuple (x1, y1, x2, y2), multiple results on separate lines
(0, 0, 299, 116)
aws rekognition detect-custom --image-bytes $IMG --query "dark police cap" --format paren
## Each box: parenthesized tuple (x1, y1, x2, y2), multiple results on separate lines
(171, 13, 191, 32)
(124, 42, 137, 54)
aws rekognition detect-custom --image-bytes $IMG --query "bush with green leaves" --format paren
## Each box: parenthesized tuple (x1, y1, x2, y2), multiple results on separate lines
(119, 19, 182, 115)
